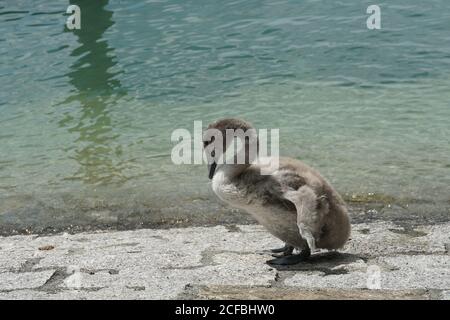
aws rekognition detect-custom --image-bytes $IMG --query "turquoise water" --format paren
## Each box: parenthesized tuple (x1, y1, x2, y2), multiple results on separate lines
(1, 0, 449, 232)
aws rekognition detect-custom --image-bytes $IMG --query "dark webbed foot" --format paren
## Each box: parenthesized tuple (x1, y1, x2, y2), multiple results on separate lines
(270, 244, 294, 257)
(267, 247, 311, 265)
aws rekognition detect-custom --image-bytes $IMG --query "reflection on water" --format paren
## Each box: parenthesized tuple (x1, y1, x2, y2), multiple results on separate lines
(0, 0, 449, 233)
(58, 0, 127, 185)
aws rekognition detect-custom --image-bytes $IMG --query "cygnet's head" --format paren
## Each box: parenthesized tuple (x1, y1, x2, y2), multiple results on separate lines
(203, 118, 258, 179)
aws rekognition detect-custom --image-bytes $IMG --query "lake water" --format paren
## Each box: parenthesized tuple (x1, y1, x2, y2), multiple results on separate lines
(1, 0, 449, 233)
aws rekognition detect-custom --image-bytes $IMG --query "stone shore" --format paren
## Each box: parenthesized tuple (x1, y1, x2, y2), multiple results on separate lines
(0, 221, 449, 299)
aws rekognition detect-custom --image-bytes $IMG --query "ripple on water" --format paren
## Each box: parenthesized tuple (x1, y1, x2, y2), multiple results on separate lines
(1, 0, 450, 228)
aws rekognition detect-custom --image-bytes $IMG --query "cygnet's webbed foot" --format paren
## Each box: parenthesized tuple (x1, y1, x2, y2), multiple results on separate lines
(270, 244, 294, 257)
(266, 247, 311, 266)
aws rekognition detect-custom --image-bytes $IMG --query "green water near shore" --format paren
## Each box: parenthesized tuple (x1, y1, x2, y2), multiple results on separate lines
(1, 0, 449, 232)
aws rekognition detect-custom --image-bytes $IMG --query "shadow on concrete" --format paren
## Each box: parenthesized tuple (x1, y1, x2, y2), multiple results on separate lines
(268, 251, 366, 275)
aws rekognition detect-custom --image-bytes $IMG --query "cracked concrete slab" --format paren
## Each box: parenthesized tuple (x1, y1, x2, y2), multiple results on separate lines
(376, 255, 450, 290)
(0, 221, 448, 299)
(344, 222, 449, 256)
(442, 290, 450, 300)
(0, 270, 55, 291)
(191, 285, 435, 300)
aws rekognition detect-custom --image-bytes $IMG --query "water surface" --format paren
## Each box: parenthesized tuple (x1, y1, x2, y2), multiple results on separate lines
(1, 0, 449, 233)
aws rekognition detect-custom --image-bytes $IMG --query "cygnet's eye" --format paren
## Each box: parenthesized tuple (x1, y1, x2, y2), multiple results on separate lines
(203, 136, 215, 148)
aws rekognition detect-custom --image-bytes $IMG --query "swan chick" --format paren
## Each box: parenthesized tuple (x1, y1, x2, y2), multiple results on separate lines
(203, 118, 351, 265)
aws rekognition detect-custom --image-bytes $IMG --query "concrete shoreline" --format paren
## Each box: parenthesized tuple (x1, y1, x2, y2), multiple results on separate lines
(0, 221, 449, 299)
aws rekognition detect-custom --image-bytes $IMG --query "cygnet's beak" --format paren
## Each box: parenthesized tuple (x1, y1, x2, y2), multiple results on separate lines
(208, 162, 217, 180)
